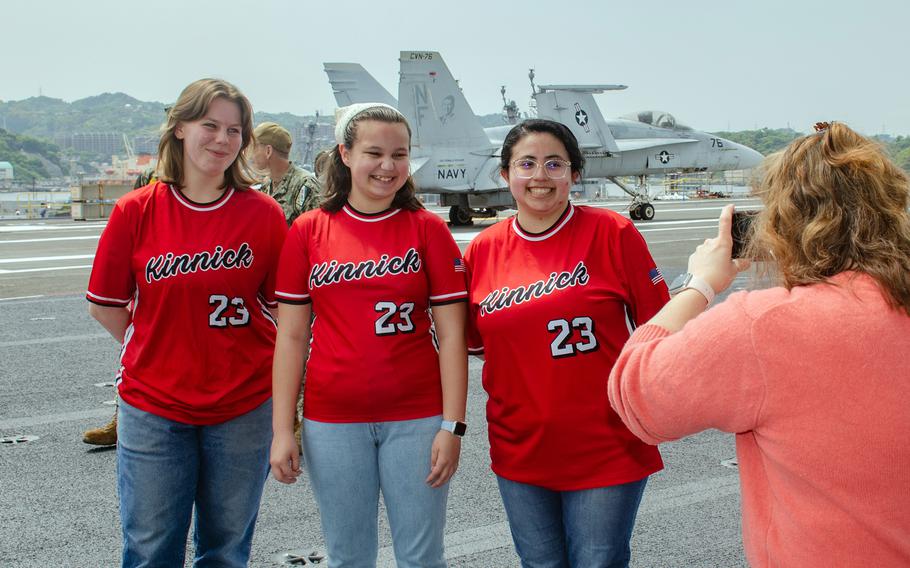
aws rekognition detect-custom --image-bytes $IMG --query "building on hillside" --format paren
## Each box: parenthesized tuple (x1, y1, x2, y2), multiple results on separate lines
(133, 134, 159, 155)
(0, 161, 13, 182)
(54, 133, 124, 156)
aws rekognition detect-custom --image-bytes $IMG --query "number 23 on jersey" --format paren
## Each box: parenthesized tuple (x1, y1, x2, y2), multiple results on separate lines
(547, 316, 598, 358)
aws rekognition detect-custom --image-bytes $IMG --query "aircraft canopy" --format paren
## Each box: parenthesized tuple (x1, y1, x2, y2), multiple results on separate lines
(622, 110, 691, 131)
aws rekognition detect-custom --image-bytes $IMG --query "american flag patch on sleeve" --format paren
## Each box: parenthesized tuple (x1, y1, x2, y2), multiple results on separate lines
(453, 258, 466, 273)
(648, 267, 664, 285)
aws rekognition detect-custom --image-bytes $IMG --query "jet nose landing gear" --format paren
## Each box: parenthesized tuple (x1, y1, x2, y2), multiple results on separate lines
(610, 176, 655, 221)
(629, 202, 655, 221)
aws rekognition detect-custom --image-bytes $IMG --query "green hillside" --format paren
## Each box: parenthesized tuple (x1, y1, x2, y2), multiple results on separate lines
(0, 128, 68, 180)
(0, 93, 320, 141)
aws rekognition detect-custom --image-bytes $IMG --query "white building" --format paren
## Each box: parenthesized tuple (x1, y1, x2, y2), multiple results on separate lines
(0, 162, 13, 182)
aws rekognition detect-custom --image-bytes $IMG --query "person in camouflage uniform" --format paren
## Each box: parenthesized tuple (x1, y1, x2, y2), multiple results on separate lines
(251, 122, 321, 225)
(132, 166, 158, 189)
(250, 123, 323, 452)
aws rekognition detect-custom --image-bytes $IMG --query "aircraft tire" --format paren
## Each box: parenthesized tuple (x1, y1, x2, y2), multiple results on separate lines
(629, 206, 641, 220)
(449, 205, 474, 226)
(641, 203, 655, 221)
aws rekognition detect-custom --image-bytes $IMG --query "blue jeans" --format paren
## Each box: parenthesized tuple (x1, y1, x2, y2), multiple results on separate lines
(117, 399, 272, 568)
(496, 475, 648, 568)
(302, 415, 448, 568)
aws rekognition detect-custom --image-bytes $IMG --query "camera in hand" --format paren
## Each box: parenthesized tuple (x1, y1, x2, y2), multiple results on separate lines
(731, 211, 759, 259)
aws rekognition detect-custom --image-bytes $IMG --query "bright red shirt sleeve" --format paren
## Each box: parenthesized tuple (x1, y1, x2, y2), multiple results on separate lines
(275, 215, 313, 305)
(617, 222, 671, 326)
(259, 204, 290, 308)
(87, 199, 137, 307)
(423, 215, 468, 306)
(463, 241, 484, 355)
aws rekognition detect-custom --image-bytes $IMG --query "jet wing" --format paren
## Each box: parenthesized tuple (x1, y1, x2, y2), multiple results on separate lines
(614, 138, 698, 152)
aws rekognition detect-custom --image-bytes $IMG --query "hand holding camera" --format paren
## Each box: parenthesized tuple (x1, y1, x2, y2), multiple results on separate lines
(686, 205, 751, 296)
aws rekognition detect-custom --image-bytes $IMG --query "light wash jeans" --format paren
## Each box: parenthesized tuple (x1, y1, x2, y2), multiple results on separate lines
(302, 415, 448, 568)
(496, 475, 649, 568)
(117, 399, 272, 568)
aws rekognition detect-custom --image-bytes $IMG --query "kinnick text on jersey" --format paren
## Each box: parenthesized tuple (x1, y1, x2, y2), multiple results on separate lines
(308, 247, 422, 289)
(478, 261, 589, 317)
(145, 243, 254, 284)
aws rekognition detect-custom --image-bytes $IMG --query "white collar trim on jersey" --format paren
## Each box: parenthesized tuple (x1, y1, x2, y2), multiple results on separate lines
(511, 203, 575, 242)
(342, 203, 402, 223)
(169, 185, 235, 212)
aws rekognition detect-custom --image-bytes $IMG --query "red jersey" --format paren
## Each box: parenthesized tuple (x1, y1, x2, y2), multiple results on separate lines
(87, 182, 288, 424)
(464, 204, 668, 490)
(275, 204, 467, 422)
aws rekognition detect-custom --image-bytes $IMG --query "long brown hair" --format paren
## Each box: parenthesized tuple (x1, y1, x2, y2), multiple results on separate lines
(750, 122, 910, 314)
(156, 78, 256, 190)
(321, 106, 423, 212)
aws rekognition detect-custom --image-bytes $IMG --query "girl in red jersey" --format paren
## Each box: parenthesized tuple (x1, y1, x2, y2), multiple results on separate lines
(463, 119, 669, 568)
(86, 79, 287, 567)
(270, 103, 468, 567)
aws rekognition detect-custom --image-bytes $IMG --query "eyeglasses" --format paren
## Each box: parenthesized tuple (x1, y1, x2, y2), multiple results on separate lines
(510, 158, 572, 179)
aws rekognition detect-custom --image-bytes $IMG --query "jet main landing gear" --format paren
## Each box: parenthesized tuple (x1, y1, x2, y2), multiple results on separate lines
(449, 205, 474, 226)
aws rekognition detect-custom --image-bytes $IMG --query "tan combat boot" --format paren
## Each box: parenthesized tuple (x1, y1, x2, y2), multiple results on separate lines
(82, 409, 118, 446)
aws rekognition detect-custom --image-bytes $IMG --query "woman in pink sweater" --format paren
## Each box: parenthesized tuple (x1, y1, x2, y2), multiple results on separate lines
(608, 122, 910, 567)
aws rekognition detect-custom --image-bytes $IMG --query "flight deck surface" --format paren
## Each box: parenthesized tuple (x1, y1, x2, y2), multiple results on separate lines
(0, 199, 755, 567)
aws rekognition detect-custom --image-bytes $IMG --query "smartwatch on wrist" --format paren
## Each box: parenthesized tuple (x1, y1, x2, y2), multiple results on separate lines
(440, 419, 467, 437)
(668, 273, 716, 304)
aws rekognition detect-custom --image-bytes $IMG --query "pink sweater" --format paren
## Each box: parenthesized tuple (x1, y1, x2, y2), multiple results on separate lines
(609, 272, 910, 567)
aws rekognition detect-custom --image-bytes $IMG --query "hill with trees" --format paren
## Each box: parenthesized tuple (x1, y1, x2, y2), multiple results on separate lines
(0, 128, 68, 180)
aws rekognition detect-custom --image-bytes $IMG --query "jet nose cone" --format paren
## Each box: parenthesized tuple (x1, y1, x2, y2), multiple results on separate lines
(736, 143, 764, 169)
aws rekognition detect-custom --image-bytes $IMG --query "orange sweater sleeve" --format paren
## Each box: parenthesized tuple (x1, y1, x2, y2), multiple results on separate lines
(608, 291, 768, 445)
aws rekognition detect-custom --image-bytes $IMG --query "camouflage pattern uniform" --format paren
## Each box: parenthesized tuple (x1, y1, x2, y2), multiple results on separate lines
(263, 162, 321, 224)
(133, 167, 158, 189)
(263, 162, 322, 452)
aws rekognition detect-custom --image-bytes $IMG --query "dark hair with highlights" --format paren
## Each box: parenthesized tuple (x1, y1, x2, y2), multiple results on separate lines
(500, 119, 585, 175)
(321, 106, 423, 213)
(750, 121, 910, 315)
(156, 78, 256, 190)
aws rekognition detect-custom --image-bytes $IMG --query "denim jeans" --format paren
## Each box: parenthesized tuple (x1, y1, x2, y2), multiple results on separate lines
(117, 399, 272, 568)
(496, 475, 649, 568)
(302, 415, 448, 568)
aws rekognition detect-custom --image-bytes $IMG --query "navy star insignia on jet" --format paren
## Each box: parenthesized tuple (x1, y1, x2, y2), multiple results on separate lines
(575, 110, 588, 126)
(573, 102, 591, 133)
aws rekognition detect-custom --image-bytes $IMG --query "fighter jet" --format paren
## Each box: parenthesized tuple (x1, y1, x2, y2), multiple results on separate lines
(325, 51, 763, 225)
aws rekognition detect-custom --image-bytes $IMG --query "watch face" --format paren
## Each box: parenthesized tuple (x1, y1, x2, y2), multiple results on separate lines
(453, 421, 467, 436)
(669, 273, 690, 293)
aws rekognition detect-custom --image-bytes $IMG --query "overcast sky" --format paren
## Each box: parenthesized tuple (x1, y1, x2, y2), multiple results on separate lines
(4, 0, 909, 135)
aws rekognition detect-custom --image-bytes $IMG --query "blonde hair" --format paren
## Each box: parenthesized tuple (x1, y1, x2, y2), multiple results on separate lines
(750, 122, 910, 314)
(156, 78, 256, 190)
(321, 106, 422, 213)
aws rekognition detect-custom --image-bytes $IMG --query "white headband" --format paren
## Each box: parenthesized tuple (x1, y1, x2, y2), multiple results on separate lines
(334, 103, 403, 144)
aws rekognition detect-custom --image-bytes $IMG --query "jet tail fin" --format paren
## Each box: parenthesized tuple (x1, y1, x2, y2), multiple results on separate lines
(324, 62, 398, 108)
(398, 51, 494, 150)
(533, 89, 620, 153)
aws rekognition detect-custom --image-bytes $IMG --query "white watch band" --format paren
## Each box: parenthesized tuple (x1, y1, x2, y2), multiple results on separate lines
(682, 274, 715, 304)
